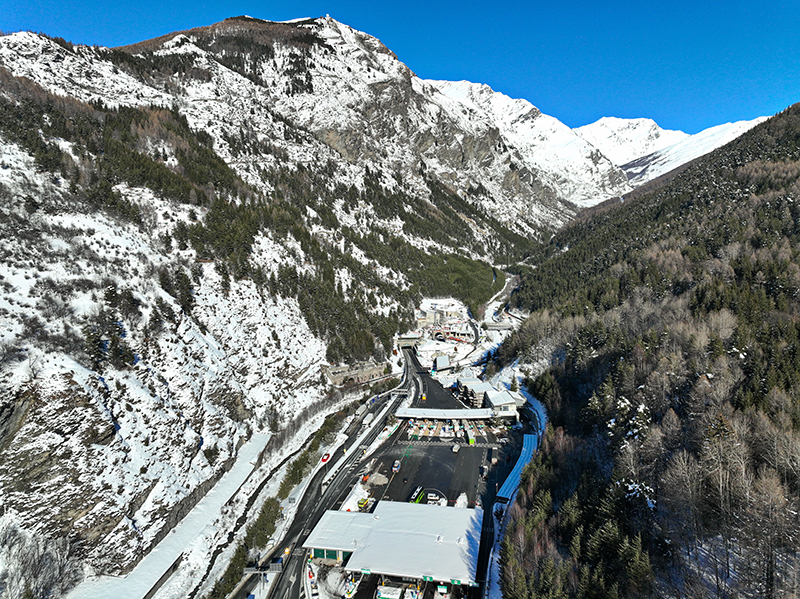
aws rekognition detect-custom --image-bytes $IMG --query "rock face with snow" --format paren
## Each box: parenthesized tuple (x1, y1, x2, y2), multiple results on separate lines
(574, 117, 689, 169)
(0, 17, 634, 238)
(0, 133, 328, 590)
(619, 117, 768, 185)
(429, 81, 632, 208)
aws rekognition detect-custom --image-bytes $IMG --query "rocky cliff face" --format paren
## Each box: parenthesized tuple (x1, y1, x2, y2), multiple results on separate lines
(0, 131, 327, 587)
(0, 17, 635, 238)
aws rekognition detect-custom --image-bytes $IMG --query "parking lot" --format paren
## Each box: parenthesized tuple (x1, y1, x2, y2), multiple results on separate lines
(355, 419, 520, 508)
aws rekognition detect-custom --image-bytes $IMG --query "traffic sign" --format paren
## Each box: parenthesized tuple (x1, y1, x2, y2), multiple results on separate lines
(362, 568, 371, 575)
(422, 576, 434, 582)
(451, 580, 461, 585)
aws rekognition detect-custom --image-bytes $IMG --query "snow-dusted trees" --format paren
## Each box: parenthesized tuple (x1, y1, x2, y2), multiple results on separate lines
(0, 518, 81, 599)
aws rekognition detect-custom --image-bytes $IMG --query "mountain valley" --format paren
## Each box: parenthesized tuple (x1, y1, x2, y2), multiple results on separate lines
(0, 14, 789, 599)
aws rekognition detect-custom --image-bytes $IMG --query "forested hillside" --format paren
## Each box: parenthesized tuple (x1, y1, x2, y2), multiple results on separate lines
(500, 104, 800, 598)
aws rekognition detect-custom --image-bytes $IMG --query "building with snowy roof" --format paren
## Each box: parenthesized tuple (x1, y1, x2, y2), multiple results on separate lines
(434, 354, 451, 372)
(508, 389, 526, 408)
(484, 389, 518, 421)
(458, 379, 493, 408)
(303, 501, 481, 586)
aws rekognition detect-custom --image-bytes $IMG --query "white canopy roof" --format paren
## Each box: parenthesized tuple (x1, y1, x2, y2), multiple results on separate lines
(462, 381, 492, 395)
(396, 407, 493, 420)
(303, 501, 481, 584)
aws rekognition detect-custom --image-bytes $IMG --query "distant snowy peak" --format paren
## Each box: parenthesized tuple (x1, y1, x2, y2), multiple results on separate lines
(429, 79, 632, 207)
(575, 117, 689, 167)
(621, 117, 768, 186)
(574, 115, 768, 187)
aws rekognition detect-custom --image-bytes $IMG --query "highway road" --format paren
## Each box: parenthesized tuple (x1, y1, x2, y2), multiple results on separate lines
(233, 350, 417, 599)
(235, 347, 523, 599)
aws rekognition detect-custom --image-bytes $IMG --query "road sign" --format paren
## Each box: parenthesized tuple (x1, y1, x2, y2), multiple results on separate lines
(451, 580, 461, 585)
(422, 576, 434, 582)
(362, 568, 371, 575)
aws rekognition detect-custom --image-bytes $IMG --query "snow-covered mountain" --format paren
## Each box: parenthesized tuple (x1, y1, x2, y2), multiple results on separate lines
(0, 14, 774, 598)
(575, 115, 767, 186)
(430, 81, 631, 207)
(574, 117, 689, 168)
(0, 17, 636, 239)
(620, 117, 768, 185)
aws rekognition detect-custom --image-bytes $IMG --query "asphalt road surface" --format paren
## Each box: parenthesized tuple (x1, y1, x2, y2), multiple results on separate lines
(232, 352, 416, 599)
(407, 351, 464, 410)
(235, 347, 528, 599)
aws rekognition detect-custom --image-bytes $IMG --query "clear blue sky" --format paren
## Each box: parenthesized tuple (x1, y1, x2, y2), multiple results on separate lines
(3, 0, 799, 133)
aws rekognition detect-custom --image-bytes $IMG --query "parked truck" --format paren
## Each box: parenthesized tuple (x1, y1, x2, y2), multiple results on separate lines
(362, 412, 375, 427)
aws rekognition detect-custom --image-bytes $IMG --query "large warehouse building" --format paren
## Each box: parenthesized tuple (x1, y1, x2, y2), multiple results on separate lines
(303, 501, 481, 587)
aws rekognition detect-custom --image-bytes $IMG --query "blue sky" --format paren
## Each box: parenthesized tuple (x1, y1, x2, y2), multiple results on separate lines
(3, 0, 799, 133)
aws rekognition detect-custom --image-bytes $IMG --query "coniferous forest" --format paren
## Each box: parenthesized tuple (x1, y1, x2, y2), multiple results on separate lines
(497, 104, 800, 599)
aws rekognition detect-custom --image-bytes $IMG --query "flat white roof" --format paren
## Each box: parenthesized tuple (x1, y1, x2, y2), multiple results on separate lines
(463, 381, 493, 394)
(303, 502, 481, 584)
(396, 407, 493, 420)
(486, 389, 516, 408)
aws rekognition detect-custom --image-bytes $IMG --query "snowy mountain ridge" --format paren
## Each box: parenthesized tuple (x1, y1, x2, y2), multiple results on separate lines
(0, 17, 620, 237)
(620, 117, 769, 185)
(575, 114, 767, 185)
(574, 116, 689, 168)
(429, 80, 632, 207)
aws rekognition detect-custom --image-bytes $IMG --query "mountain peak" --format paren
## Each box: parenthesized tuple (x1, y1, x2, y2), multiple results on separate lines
(574, 116, 689, 167)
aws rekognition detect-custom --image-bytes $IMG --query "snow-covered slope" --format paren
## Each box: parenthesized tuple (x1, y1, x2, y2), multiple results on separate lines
(621, 117, 768, 185)
(0, 14, 774, 598)
(574, 117, 689, 168)
(429, 80, 631, 207)
(0, 18, 632, 235)
(0, 133, 329, 588)
(575, 115, 767, 186)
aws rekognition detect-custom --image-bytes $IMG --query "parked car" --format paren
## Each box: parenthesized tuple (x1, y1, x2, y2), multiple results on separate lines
(392, 459, 401, 473)
(452, 443, 460, 453)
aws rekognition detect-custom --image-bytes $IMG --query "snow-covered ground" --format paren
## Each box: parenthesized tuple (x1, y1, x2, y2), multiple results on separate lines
(619, 117, 767, 186)
(162, 394, 361, 599)
(65, 433, 270, 599)
(574, 117, 689, 168)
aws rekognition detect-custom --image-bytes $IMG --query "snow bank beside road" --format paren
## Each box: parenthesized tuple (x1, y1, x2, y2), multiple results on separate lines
(67, 434, 270, 599)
